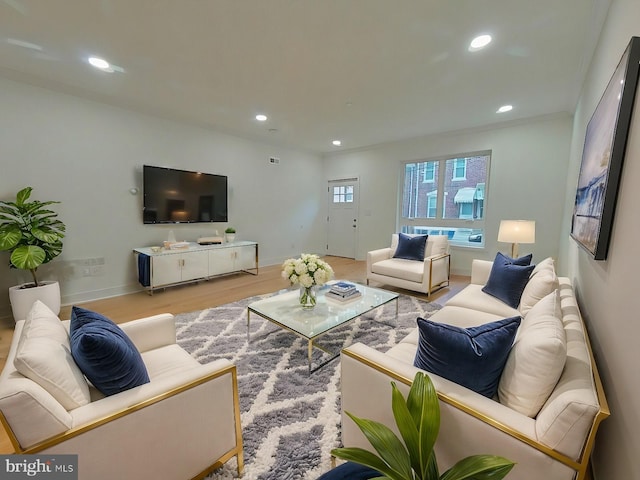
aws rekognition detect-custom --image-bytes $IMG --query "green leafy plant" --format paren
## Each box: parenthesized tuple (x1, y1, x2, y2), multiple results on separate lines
(225, 227, 236, 234)
(0, 187, 66, 287)
(332, 371, 515, 480)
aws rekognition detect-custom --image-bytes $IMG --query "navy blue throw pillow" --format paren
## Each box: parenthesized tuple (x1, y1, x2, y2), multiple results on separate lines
(414, 316, 521, 398)
(481, 252, 535, 308)
(393, 233, 428, 261)
(70, 306, 150, 396)
(317, 462, 380, 480)
(504, 252, 533, 266)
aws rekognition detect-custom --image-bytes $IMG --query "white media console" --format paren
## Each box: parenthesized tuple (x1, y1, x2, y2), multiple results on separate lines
(134, 241, 258, 294)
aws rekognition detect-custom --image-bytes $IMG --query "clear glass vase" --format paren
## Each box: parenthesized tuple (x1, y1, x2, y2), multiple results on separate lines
(299, 285, 317, 308)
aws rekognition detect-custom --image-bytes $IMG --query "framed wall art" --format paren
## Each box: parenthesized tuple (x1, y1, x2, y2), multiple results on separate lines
(571, 36, 640, 260)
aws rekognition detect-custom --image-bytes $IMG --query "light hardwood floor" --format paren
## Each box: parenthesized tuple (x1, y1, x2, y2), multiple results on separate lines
(0, 256, 469, 454)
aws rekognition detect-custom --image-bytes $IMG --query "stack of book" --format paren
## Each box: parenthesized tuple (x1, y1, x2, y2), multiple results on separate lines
(326, 282, 362, 302)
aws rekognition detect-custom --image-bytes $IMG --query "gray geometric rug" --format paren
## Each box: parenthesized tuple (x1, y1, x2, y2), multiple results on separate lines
(175, 292, 441, 480)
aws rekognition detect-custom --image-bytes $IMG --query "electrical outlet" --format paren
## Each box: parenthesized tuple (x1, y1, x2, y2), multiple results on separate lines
(269, 157, 280, 165)
(90, 265, 105, 276)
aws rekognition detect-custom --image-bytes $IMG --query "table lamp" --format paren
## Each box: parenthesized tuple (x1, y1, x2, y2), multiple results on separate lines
(497, 220, 535, 258)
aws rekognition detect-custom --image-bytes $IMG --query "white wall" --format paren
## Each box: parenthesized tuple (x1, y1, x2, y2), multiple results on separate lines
(0, 77, 325, 320)
(560, 0, 640, 478)
(323, 115, 573, 275)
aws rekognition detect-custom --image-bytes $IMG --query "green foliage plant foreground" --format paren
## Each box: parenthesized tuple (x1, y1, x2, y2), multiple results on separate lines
(332, 372, 515, 480)
(0, 187, 66, 287)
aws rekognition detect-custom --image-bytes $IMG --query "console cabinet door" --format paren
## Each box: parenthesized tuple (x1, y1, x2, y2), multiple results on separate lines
(209, 249, 236, 276)
(151, 251, 209, 287)
(151, 254, 183, 287)
(180, 250, 209, 282)
(236, 245, 257, 270)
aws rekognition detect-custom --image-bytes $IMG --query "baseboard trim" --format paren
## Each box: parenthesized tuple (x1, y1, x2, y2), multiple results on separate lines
(61, 284, 144, 310)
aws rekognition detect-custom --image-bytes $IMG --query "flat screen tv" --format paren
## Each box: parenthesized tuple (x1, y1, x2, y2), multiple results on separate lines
(143, 165, 228, 223)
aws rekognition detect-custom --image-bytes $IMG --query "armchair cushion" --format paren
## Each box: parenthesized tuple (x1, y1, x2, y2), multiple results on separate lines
(482, 252, 535, 308)
(70, 307, 150, 396)
(13, 301, 91, 410)
(392, 233, 428, 261)
(414, 315, 521, 398)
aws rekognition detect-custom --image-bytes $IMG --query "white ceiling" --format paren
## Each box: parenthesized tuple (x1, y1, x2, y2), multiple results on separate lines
(0, 0, 612, 154)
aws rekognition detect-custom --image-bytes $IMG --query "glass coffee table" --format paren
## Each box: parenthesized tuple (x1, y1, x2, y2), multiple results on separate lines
(247, 282, 398, 373)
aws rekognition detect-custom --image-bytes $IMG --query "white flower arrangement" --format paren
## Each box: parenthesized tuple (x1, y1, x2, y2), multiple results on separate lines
(281, 253, 334, 288)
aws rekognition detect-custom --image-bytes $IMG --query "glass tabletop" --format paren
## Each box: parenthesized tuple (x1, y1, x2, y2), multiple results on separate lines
(247, 282, 398, 339)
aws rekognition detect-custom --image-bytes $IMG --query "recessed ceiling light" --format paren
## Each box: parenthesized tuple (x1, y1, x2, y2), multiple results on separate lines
(88, 56, 111, 70)
(332, 140, 342, 146)
(497, 105, 513, 113)
(255, 114, 268, 122)
(469, 34, 492, 52)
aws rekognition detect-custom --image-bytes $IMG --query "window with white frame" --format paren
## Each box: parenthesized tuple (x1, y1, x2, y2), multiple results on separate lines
(452, 158, 467, 180)
(423, 162, 435, 183)
(400, 152, 490, 247)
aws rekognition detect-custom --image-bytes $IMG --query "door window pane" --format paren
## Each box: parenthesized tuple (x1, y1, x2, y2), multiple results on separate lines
(333, 185, 354, 203)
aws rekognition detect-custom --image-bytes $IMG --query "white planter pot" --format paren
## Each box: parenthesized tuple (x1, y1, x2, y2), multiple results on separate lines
(226, 233, 236, 243)
(9, 281, 61, 322)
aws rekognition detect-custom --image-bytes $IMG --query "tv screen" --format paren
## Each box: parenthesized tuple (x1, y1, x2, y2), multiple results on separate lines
(143, 165, 228, 223)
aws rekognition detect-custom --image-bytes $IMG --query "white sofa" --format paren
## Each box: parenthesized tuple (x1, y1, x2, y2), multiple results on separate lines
(341, 258, 609, 480)
(0, 304, 243, 480)
(366, 234, 450, 297)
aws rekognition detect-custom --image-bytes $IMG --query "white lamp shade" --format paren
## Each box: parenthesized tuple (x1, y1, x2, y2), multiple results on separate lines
(498, 220, 536, 244)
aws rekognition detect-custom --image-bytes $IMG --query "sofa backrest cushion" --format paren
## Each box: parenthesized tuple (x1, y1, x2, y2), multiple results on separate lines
(390, 234, 449, 258)
(426, 235, 449, 256)
(498, 290, 566, 417)
(13, 301, 91, 410)
(70, 307, 150, 396)
(392, 233, 428, 261)
(482, 252, 535, 308)
(414, 315, 521, 398)
(518, 257, 559, 316)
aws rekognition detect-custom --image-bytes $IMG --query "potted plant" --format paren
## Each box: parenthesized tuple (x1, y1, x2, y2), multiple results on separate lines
(0, 187, 66, 321)
(330, 371, 515, 480)
(225, 227, 236, 243)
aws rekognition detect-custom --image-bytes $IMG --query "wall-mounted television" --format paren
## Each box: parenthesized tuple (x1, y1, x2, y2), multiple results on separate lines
(143, 165, 228, 224)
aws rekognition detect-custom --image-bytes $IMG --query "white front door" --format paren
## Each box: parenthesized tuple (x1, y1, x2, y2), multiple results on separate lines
(327, 178, 359, 258)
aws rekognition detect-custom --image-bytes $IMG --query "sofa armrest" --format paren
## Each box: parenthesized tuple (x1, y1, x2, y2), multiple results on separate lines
(38, 360, 243, 479)
(425, 252, 449, 262)
(339, 344, 585, 480)
(367, 248, 392, 273)
(471, 259, 493, 285)
(60, 313, 176, 353)
(119, 314, 176, 352)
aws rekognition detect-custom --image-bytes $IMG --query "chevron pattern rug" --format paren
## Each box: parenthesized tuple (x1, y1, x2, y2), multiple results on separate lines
(175, 292, 441, 480)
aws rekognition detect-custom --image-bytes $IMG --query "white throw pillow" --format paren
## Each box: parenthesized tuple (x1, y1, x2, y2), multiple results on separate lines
(518, 257, 558, 316)
(531, 256, 555, 276)
(14, 301, 91, 410)
(498, 290, 566, 417)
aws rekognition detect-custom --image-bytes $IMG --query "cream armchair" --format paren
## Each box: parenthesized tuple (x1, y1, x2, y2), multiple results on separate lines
(0, 309, 243, 480)
(366, 234, 450, 297)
